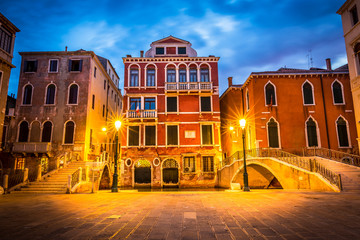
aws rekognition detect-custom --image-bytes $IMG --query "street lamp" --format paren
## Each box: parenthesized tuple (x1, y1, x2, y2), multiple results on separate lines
(111, 120, 121, 192)
(240, 118, 250, 192)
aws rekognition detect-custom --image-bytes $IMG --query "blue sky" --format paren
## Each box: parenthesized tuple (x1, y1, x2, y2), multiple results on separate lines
(1, 0, 347, 96)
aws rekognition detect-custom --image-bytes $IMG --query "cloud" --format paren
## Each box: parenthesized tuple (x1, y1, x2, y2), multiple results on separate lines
(62, 21, 129, 53)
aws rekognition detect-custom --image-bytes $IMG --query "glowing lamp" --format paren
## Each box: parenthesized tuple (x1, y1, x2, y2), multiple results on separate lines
(115, 120, 121, 131)
(239, 119, 246, 129)
(102, 127, 107, 132)
(229, 126, 234, 131)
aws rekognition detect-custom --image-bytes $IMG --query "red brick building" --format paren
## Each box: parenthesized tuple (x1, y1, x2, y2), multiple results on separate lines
(121, 36, 222, 188)
(221, 60, 357, 158)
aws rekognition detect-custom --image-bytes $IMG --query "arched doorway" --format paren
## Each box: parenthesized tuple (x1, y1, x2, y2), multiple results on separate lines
(134, 159, 151, 187)
(232, 163, 283, 189)
(99, 166, 111, 190)
(162, 159, 179, 187)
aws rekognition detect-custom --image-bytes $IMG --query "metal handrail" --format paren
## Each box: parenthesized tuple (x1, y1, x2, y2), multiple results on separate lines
(304, 147, 360, 167)
(70, 169, 80, 189)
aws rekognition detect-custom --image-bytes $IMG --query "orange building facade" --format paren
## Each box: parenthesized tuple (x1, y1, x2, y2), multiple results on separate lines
(120, 36, 222, 188)
(221, 61, 358, 158)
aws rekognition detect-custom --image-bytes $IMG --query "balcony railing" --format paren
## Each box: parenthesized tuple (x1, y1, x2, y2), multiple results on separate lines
(127, 110, 157, 119)
(165, 82, 212, 91)
(13, 142, 52, 153)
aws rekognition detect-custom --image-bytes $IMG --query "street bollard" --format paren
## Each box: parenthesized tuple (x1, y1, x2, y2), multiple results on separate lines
(3, 174, 8, 194)
(36, 164, 42, 181)
(23, 168, 29, 183)
(85, 166, 89, 182)
(78, 167, 82, 183)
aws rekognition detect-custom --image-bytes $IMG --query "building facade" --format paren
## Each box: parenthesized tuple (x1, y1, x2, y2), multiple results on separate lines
(121, 36, 222, 188)
(221, 61, 357, 158)
(9, 50, 121, 173)
(338, 0, 360, 151)
(0, 13, 19, 150)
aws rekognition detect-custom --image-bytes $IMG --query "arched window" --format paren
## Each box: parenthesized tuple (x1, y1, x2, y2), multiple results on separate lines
(246, 89, 250, 111)
(189, 66, 197, 82)
(336, 117, 350, 147)
(200, 67, 209, 82)
(179, 66, 187, 82)
(146, 68, 155, 87)
(166, 67, 176, 82)
(332, 81, 344, 104)
(30, 121, 41, 142)
(18, 121, 29, 142)
(23, 84, 33, 105)
(45, 84, 56, 104)
(68, 84, 78, 104)
(306, 117, 318, 147)
(302, 81, 314, 105)
(267, 118, 279, 148)
(64, 121, 75, 144)
(130, 68, 139, 87)
(265, 82, 276, 106)
(42, 121, 53, 142)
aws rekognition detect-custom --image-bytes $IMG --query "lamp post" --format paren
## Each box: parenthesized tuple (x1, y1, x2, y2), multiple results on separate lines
(111, 120, 121, 192)
(239, 119, 250, 192)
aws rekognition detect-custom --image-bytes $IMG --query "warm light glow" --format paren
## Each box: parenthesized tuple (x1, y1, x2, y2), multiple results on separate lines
(229, 126, 234, 131)
(115, 120, 121, 131)
(102, 127, 107, 132)
(239, 119, 246, 129)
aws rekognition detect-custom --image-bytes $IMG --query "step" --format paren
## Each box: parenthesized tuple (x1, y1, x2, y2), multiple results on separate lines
(12, 190, 66, 194)
(21, 187, 66, 191)
(29, 183, 66, 187)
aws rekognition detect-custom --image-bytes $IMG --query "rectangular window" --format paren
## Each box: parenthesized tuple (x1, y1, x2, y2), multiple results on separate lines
(144, 97, 155, 110)
(351, 5, 359, 26)
(145, 126, 156, 146)
(49, 59, 58, 72)
(130, 98, 141, 110)
(128, 126, 139, 146)
(190, 69, 197, 82)
(104, 80, 106, 90)
(202, 156, 214, 172)
(201, 96, 211, 112)
(200, 69, 209, 82)
(179, 69, 186, 82)
(102, 105, 105, 117)
(156, 47, 164, 55)
(24, 60, 38, 72)
(90, 129, 93, 148)
(15, 158, 25, 170)
(94, 67, 97, 78)
(69, 60, 82, 72)
(0, 26, 12, 54)
(167, 69, 176, 82)
(184, 156, 195, 173)
(130, 69, 139, 86)
(167, 97, 177, 112)
(166, 47, 176, 54)
(92, 95, 95, 109)
(167, 125, 178, 145)
(178, 47, 186, 54)
(147, 69, 155, 86)
(202, 125, 213, 145)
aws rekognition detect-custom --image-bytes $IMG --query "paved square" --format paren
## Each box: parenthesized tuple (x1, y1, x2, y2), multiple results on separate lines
(1, 190, 360, 239)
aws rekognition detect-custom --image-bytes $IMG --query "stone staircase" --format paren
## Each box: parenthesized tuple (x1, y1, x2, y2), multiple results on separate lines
(13, 161, 87, 194)
(315, 158, 360, 191)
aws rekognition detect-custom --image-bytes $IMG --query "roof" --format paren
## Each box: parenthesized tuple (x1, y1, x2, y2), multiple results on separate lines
(151, 35, 190, 45)
(250, 64, 349, 76)
(0, 12, 20, 33)
(337, 0, 353, 14)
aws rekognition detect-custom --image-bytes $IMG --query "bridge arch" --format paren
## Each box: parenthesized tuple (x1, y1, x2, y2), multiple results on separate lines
(231, 161, 283, 189)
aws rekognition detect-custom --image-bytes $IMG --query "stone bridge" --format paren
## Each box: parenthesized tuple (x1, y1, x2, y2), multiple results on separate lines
(217, 157, 340, 192)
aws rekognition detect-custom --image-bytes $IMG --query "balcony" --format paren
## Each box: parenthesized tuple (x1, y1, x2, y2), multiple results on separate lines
(165, 82, 213, 92)
(13, 142, 52, 153)
(127, 110, 157, 119)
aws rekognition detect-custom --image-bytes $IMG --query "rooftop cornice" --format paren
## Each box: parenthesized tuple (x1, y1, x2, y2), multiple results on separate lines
(19, 51, 96, 57)
(122, 56, 220, 63)
(337, 0, 354, 14)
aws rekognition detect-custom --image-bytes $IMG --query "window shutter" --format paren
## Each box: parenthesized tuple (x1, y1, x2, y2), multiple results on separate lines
(68, 60, 72, 72)
(79, 60, 83, 72)
(34, 60, 38, 72)
(23, 61, 28, 72)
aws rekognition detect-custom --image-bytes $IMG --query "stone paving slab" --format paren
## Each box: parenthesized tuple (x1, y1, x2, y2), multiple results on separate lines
(1, 190, 360, 239)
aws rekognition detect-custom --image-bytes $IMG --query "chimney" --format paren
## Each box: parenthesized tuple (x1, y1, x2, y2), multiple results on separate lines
(326, 58, 332, 71)
(126, 54, 132, 58)
(65, 46, 68, 52)
(228, 77, 233, 87)
(140, 50, 144, 58)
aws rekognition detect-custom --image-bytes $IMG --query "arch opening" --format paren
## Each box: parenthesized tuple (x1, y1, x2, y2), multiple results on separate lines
(134, 159, 151, 186)
(162, 159, 179, 186)
(99, 165, 111, 190)
(232, 164, 283, 189)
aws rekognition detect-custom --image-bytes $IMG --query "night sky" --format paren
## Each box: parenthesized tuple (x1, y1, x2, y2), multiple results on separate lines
(0, 0, 347, 96)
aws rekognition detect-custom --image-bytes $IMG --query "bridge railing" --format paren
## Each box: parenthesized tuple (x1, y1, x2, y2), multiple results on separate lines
(303, 147, 360, 167)
(220, 148, 342, 190)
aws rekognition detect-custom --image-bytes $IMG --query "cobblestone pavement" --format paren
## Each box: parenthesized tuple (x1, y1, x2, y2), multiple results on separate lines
(1, 190, 360, 240)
